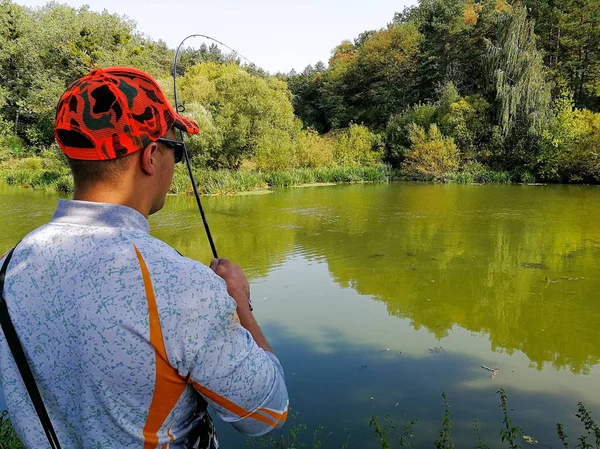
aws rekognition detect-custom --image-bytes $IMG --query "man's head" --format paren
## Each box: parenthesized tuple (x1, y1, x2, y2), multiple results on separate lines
(54, 67, 199, 216)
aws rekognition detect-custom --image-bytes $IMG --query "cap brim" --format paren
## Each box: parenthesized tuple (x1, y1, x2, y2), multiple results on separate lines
(173, 113, 200, 135)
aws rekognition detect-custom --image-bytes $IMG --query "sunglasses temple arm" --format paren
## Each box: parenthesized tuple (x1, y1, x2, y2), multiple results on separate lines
(177, 128, 219, 259)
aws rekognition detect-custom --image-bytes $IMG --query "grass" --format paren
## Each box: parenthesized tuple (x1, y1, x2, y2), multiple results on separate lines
(168, 165, 396, 195)
(0, 153, 553, 196)
(0, 411, 25, 449)
(441, 169, 537, 184)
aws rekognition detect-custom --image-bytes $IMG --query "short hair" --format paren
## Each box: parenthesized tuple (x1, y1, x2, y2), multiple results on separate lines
(66, 143, 169, 187)
(67, 153, 135, 187)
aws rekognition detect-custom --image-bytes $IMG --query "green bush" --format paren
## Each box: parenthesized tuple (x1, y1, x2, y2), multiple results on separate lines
(438, 95, 490, 161)
(296, 129, 335, 168)
(263, 171, 295, 187)
(13, 157, 44, 171)
(402, 124, 459, 180)
(254, 128, 297, 172)
(333, 124, 383, 167)
(55, 174, 74, 193)
(0, 134, 25, 163)
(539, 93, 600, 182)
(0, 411, 25, 449)
(385, 104, 437, 166)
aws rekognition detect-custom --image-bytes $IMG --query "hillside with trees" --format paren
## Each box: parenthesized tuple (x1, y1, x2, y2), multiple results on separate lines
(1, 0, 599, 192)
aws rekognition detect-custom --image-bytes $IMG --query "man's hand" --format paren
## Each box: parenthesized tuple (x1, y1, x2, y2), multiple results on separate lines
(210, 258, 250, 309)
(209, 258, 273, 352)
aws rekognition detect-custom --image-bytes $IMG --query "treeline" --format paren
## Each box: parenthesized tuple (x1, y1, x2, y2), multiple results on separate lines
(1, 0, 599, 186)
(286, 0, 600, 182)
(0, 0, 385, 183)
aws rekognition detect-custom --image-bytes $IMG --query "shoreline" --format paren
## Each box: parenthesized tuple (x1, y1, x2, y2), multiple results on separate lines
(1, 165, 597, 197)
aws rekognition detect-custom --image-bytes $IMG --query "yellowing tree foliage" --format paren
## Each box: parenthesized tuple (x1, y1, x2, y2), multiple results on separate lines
(403, 124, 459, 179)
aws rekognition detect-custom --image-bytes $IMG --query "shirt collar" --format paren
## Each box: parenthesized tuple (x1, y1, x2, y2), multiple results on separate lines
(51, 200, 150, 234)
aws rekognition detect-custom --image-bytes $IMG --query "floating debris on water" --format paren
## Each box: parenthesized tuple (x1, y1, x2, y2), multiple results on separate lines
(545, 276, 581, 282)
(523, 435, 538, 445)
(429, 347, 445, 354)
(481, 365, 499, 379)
(522, 262, 546, 269)
(369, 253, 387, 259)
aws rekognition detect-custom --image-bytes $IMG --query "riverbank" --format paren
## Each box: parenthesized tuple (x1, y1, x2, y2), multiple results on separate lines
(0, 157, 548, 196)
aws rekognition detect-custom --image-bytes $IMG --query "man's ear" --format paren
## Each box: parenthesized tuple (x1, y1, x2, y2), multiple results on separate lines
(140, 142, 159, 176)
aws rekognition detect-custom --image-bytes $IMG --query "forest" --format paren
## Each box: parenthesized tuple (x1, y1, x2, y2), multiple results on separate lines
(0, 0, 599, 191)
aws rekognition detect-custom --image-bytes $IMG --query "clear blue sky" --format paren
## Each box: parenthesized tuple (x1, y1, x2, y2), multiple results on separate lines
(16, 0, 415, 73)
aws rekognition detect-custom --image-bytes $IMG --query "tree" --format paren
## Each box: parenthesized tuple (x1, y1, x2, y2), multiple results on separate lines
(487, 4, 552, 167)
(0, 1, 175, 147)
(350, 23, 422, 127)
(178, 63, 298, 169)
(319, 40, 357, 130)
(318, 24, 422, 130)
(0, 1, 38, 137)
(286, 64, 328, 133)
(385, 103, 438, 167)
(524, 0, 600, 110)
(411, 0, 503, 101)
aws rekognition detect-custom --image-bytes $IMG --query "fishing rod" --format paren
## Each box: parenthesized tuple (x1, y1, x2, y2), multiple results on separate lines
(172, 34, 256, 260)
(172, 35, 256, 311)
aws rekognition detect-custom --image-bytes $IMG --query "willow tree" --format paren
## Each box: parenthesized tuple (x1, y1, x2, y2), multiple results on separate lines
(487, 4, 551, 166)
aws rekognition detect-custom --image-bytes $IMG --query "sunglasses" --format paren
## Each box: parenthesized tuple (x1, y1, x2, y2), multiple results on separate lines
(156, 137, 185, 164)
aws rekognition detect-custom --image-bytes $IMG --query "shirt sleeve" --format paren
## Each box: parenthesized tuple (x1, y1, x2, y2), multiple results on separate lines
(160, 257, 289, 436)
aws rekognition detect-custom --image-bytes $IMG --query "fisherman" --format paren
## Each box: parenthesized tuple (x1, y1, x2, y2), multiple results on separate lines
(0, 67, 288, 448)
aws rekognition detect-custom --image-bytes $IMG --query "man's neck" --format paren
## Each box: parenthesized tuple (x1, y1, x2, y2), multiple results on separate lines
(73, 186, 150, 219)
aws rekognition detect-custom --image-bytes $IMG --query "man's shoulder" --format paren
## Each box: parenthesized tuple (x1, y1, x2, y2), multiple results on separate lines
(132, 234, 216, 281)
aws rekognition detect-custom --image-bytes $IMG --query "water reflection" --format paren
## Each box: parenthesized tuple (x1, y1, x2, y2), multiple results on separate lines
(215, 250, 599, 448)
(152, 183, 600, 375)
(2, 182, 600, 446)
(217, 313, 587, 449)
(288, 184, 600, 374)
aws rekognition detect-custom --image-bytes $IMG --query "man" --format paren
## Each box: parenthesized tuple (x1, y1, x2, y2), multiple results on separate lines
(0, 67, 288, 448)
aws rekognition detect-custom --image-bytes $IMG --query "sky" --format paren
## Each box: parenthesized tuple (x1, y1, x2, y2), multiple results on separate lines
(16, 0, 415, 74)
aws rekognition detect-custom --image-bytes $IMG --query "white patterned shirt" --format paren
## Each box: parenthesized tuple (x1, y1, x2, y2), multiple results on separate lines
(0, 200, 288, 448)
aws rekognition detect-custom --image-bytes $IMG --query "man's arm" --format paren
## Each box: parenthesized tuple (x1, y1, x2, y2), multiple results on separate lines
(183, 258, 288, 436)
(209, 258, 272, 352)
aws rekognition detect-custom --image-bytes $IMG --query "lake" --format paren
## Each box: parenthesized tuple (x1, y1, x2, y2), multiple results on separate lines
(1, 182, 600, 448)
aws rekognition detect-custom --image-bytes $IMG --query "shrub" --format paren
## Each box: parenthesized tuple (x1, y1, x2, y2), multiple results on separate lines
(438, 95, 490, 161)
(254, 128, 297, 172)
(296, 129, 335, 168)
(0, 132, 25, 163)
(539, 93, 600, 182)
(333, 124, 383, 167)
(385, 104, 437, 166)
(402, 124, 459, 179)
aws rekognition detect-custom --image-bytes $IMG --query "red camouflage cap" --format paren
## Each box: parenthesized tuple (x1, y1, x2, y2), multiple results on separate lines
(54, 67, 199, 161)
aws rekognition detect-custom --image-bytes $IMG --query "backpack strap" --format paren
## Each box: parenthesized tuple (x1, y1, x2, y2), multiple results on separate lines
(0, 246, 62, 449)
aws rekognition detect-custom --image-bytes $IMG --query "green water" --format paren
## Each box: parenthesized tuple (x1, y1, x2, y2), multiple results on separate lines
(1, 182, 600, 448)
